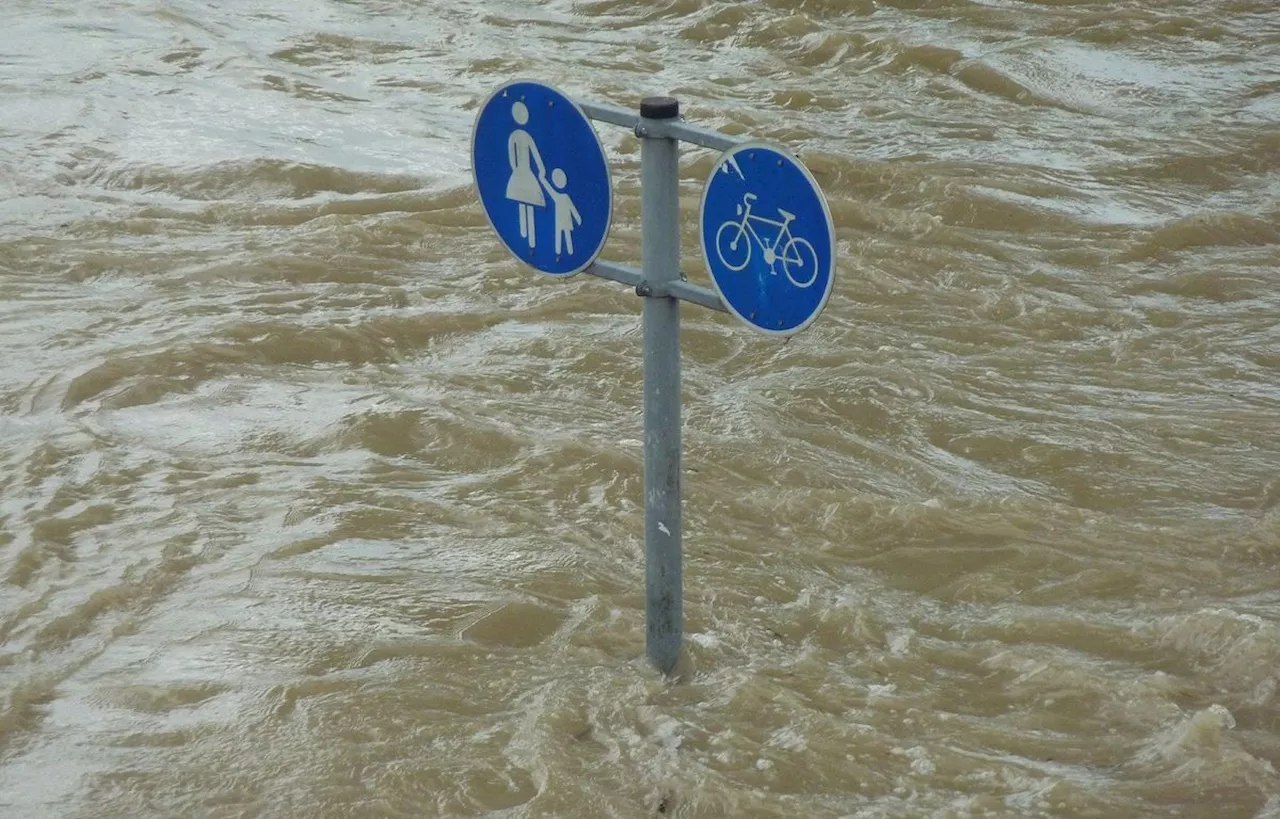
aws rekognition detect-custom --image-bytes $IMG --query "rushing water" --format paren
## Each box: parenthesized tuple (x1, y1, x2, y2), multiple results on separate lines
(2, 0, 1279, 816)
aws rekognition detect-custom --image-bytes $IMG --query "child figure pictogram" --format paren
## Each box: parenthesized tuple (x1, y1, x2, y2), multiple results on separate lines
(543, 168, 582, 256)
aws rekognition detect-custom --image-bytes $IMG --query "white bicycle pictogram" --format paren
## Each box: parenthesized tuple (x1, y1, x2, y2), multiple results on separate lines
(714, 193, 820, 288)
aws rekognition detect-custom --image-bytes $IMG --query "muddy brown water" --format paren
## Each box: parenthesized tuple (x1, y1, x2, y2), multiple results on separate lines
(2, 1, 1279, 817)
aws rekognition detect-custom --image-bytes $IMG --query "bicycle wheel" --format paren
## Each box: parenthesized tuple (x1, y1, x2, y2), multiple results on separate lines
(781, 236, 819, 288)
(715, 221, 751, 272)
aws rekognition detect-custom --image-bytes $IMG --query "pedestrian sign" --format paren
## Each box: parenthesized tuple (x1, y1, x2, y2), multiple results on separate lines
(699, 142, 835, 336)
(472, 80, 613, 277)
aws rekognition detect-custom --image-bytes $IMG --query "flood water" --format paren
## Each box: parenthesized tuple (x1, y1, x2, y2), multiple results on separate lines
(2, 0, 1279, 816)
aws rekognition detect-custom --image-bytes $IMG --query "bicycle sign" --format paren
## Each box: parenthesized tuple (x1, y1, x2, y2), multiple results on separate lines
(699, 142, 835, 336)
(715, 193, 820, 288)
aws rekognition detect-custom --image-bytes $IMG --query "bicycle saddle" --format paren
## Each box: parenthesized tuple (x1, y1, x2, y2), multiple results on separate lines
(777, 208, 796, 222)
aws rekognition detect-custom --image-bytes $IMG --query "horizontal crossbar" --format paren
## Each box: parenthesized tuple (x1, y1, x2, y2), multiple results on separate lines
(579, 101, 744, 154)
(588, 260, 728, 313)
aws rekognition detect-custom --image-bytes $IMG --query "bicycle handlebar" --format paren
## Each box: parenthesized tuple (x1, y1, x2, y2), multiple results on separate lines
(743, 193, 758, 203)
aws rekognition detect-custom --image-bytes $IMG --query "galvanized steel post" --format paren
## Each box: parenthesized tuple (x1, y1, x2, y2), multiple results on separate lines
(638, 96, 682, 676)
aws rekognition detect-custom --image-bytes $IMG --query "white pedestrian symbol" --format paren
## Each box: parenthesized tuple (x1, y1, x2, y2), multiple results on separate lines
(505, 101, 547, 249)
(715, 192, 819, 288)
(544, 168, 581, 255)
(503, 100, 582, 256)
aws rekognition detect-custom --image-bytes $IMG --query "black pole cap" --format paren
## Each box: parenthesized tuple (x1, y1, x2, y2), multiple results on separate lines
(639, 96, 679, 119)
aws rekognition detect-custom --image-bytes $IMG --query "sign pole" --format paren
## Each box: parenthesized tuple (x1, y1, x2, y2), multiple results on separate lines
(638, 96, 683, 676)
(472, 82, 836, 678)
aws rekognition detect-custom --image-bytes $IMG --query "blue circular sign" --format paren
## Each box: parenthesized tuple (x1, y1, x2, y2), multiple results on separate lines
(699, 142, 836, 336)
(472, 81, 612, 277)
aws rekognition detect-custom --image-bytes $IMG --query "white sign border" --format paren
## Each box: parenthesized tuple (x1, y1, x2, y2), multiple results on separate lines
(698, 140, 837, 337)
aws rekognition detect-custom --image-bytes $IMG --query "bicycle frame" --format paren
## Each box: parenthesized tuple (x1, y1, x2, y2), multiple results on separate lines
(736, 194, 794, 255)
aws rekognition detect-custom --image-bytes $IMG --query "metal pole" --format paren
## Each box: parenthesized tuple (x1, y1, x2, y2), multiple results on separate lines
(638, 96, 682, 676)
